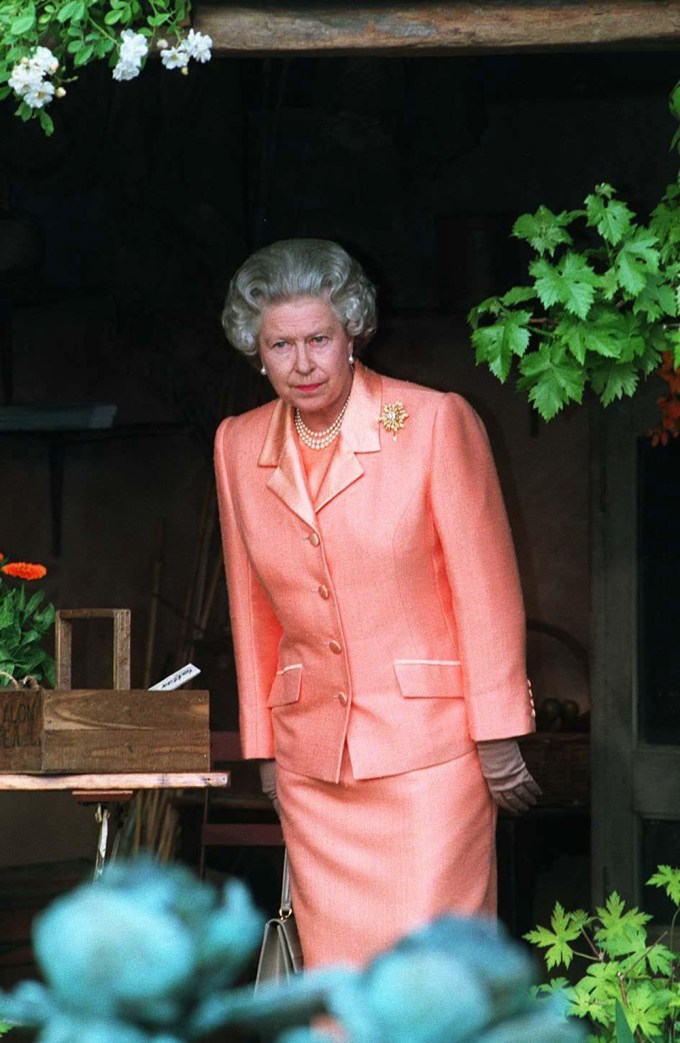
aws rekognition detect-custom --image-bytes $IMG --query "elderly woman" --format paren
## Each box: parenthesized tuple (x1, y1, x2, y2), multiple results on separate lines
(215, 238, 539, 969)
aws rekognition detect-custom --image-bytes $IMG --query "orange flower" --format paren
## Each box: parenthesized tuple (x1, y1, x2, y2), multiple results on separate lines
(1, 562, 47, 581)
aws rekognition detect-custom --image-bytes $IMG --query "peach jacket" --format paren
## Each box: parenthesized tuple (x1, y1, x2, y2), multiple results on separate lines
(214, 362, 535, 783)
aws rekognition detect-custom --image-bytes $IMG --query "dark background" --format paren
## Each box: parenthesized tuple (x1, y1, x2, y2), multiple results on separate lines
(0, 50, 675, 913)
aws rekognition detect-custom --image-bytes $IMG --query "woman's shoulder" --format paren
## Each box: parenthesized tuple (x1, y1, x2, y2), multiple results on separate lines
(376, 370, 474, 418)
(214, 400, 277, 463)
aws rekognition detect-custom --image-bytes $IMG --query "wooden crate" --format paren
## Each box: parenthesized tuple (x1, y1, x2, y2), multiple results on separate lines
(0, 687, 210, 773)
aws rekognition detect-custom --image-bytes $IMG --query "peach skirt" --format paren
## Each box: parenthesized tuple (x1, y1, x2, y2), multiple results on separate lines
(276, 747, 497, 969)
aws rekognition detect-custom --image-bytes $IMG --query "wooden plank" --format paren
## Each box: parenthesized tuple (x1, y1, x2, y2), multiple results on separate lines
(197, 2, 680, 55)
(0, 772, 230, 790)
(0, 688, 42, 772)
(41, 689, 209, 772)
(0, 688, 211, 773)
(55, 608, 131, 689)
(71, 789, 135, 802)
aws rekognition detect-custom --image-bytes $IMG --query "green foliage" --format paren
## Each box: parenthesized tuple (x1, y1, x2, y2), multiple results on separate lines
(468, 81, 680, 421)
(0, 564, 54, 688)
(525, 865, 680, 1042)
(0, 0, 192, 132)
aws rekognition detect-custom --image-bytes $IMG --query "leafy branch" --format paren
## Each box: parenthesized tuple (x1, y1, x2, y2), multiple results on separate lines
(526, 865, 680, 1042)
(468, 81, 680, 423)
(0, 0, 211, 135)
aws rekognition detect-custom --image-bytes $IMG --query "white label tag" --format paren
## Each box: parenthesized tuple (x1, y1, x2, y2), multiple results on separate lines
(149, 663, 201, 691)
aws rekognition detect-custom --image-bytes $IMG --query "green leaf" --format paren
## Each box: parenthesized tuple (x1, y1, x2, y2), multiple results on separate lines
(24, 590, 45, 616)
(19, 629, 41, 645)
(647, 865, 680, 907)
(472, 310, 532, 382)
(591, 360, 641, 407)
(38, 109, 53, 137)
(0, 597, 15, 629)
(568, 979, 613, 1028)
(585, 187, 634, 246)
(10, 9, 36, 34)
(467, 296, 504, 327)
(557, 316, 591, 365)
(501, 285, 536, 306)
(645, 942, 675, 976)
(614, 999, 635, 1043)
(56, 0, 80, 22)
(531, 977, 572, 999)
(73, 42, 94, 64)
(523, 901, 584, 969)
(36, 603, 55, 630)
(518, 344, 586, 420)
(632, 273, 678, 320)
(512, 205, 575, 257)
(625, 982, 675, 1038)
(670, 80, 680, 122)
(530, 253, 599, 319)
(593, 893, 651, 957)
(615, 231, 661, 295)
(104, 8, 123, 23)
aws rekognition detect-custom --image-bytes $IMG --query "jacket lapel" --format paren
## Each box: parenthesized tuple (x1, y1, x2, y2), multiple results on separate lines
(259, 399, 317, 531)
(315, 363, 382, 512)
(258, 363, 383, 524)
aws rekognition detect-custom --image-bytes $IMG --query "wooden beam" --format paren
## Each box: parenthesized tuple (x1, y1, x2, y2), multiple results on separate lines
(196, 3, 680, 56)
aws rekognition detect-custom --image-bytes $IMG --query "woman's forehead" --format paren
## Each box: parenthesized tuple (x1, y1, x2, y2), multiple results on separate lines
(260, 296, 340, 334)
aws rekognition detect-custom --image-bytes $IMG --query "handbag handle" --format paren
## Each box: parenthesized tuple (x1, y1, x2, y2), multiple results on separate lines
(280, 849, 293, 920)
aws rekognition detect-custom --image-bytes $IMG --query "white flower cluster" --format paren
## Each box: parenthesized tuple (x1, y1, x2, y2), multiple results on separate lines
(112, 29, 149, 81)
(9, 46, 62, 108)
(158, 29, 212, 74)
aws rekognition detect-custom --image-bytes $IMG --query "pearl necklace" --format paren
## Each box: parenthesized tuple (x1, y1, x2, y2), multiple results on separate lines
(294, 395, 350, 450)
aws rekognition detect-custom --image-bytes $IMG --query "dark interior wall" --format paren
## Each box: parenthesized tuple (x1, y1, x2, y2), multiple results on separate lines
(0, 49, 676, 865)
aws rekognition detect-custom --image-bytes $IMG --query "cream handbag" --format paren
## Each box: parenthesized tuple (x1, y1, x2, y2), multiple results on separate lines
(254, 850, 303, 989)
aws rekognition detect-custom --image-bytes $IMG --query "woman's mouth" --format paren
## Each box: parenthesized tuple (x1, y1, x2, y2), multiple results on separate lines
(295, 382, 323, 393)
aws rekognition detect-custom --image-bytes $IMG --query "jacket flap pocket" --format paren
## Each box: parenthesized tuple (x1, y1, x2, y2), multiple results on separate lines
(394, 659, 463, 698)
(267, 664, 302, 707)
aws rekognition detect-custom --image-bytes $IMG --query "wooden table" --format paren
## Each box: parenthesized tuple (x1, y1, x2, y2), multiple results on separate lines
(0, 771, 230, 876)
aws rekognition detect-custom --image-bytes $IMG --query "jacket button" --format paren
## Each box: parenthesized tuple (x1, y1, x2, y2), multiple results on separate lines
(309, 532, 320, 547)
(318, 584, 329, 600)
(338, 691, 348, 706)
(329, 640, 342, 655)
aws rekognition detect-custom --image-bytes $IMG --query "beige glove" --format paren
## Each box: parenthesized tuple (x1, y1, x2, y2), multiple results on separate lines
(477, 738, 541, 814)
(258, 759, 281, 817)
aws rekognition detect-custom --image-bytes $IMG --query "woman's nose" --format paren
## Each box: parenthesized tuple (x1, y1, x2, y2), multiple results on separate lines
(293, 345, 313, 372)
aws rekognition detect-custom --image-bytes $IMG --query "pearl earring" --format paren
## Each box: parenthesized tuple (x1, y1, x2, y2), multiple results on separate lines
(348, 353, 355, 365)
(260, 365, 267, 376)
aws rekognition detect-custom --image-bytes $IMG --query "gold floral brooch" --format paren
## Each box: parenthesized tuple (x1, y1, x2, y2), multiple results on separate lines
(378, 401, 409, 440)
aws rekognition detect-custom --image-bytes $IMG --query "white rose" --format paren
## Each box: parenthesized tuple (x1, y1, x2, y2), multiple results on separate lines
(112, 58, 141, 81)
(184, 29, 212, 63)
(31, 47, 58, 75)
(8, 61, 43, 96)
(160, 44, 189, 70)
(119, 29, 148, 65)
(23, 79, 56, 108)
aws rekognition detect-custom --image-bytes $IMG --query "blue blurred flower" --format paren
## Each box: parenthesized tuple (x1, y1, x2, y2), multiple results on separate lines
(0, 857, 263, 1041)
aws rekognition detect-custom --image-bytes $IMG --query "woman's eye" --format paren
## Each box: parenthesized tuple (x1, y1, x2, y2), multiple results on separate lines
(311, 335, 327, 345)
(271, 341, 288, 350)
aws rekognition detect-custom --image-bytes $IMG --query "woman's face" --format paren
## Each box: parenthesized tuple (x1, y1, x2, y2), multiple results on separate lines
(259, 296, 354, 430)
